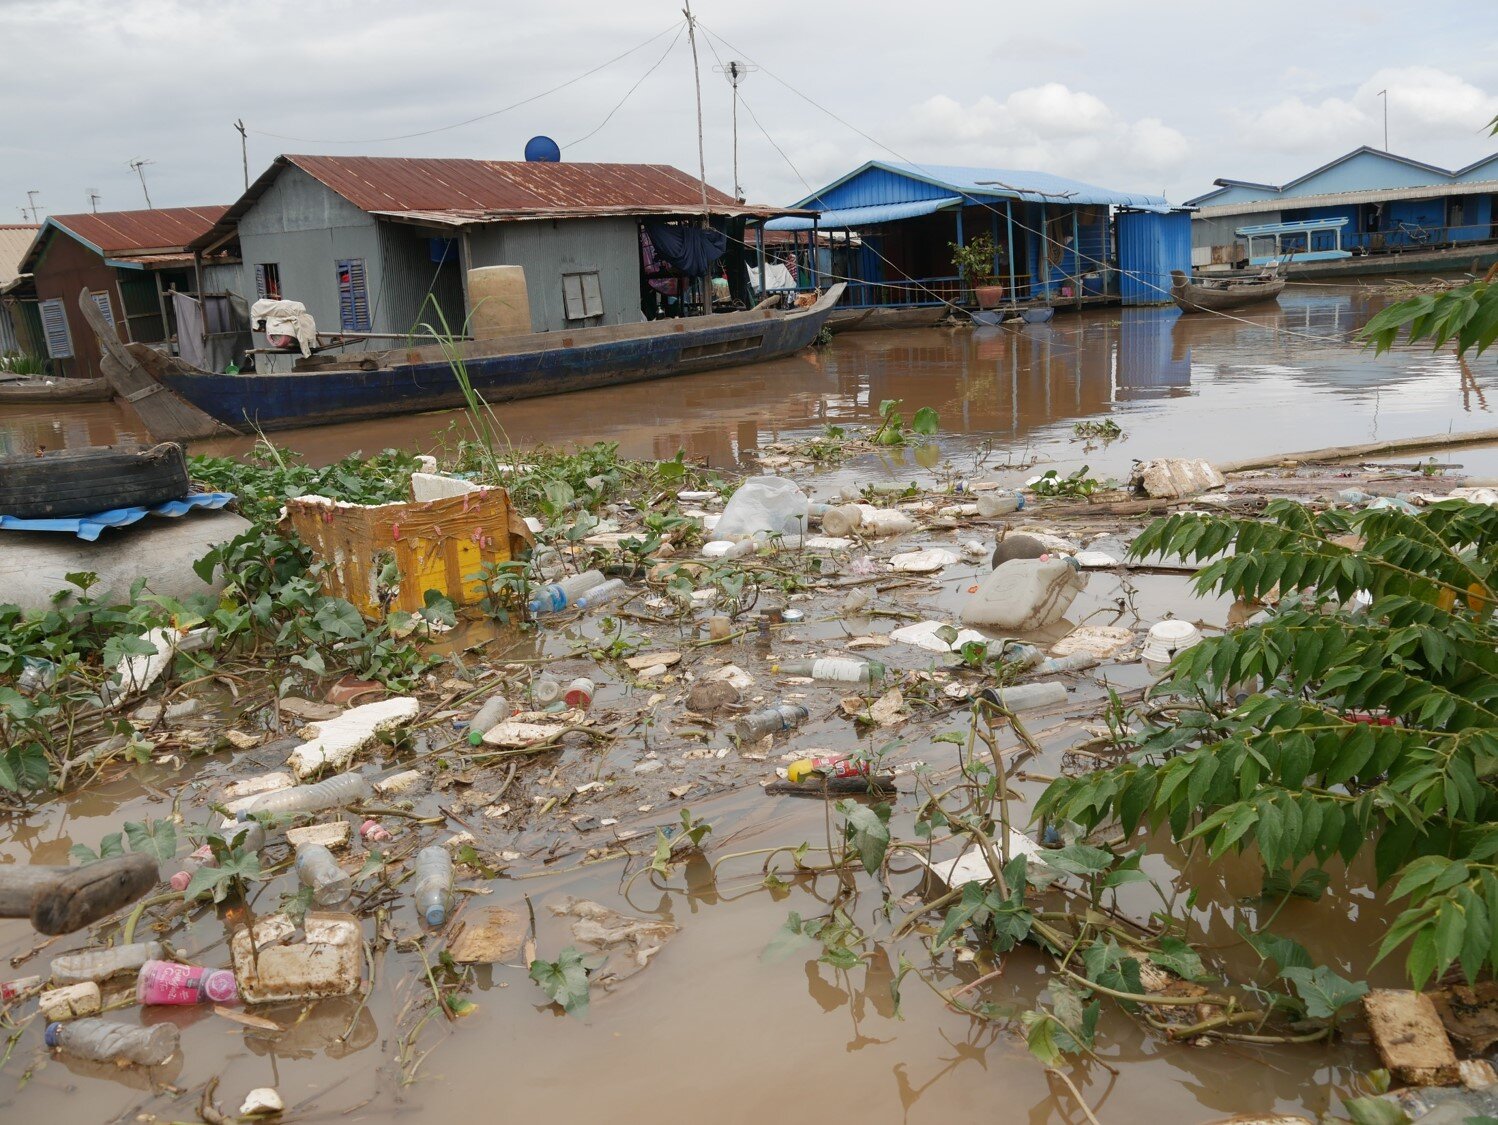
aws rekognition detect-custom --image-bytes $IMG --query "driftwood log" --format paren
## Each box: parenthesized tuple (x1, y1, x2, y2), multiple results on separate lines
(1218, 427, 1498, 475)
(0, 854, 159, 934)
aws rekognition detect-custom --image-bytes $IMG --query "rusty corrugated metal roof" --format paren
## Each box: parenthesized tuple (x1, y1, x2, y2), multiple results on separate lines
(48, 206, 228, 256)
(286, 155, 742, 214)
(0, 225, 38, 286)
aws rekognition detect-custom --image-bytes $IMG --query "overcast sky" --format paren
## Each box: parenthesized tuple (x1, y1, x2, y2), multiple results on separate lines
(3, 0, 1496, 222)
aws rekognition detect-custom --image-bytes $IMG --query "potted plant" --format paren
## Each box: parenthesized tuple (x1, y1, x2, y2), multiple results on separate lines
(949, 233, 1004, 309)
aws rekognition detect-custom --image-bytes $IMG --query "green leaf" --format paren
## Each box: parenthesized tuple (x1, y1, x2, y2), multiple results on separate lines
(312, 598, 366, 640)
(1341, 1095, 1411, 1125)
(419, 590, 458, 627)
(529, 946, 591, 1017)
(1279, 964, 1368, 1019)
(1238, 926, 1313, 972)
(836, 800, 891, 875)
(910, 407, 939, 435)
(123, 819, 178, 863)
(1042, 844, 1115, 876)
(761, 912, 813, 963)
(1148, 937, 1209, 982)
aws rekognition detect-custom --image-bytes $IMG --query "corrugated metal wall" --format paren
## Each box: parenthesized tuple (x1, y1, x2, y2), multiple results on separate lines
(235, 166, 384, 368)
(376, 225, 465, 337)
(808, 166, 960, 211)
(466, 217, 644, 333)
(1117, 210, 1192, 305)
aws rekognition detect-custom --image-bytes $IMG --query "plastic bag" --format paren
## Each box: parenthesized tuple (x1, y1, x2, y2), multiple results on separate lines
(711, 476, 809, 543)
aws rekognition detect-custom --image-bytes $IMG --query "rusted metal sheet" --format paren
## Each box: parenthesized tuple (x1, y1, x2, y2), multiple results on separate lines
(46, 207, 227, 257)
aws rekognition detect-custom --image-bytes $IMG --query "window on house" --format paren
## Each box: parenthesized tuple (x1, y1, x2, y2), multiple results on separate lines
(337, 258, 371, 332)
(255, 263, 282, 300)
(39, 298, 73, 358)
(90, 291, 116, 327)
(562, 270, 604, 321)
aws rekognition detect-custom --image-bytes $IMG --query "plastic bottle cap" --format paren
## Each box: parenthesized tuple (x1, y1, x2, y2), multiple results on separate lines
(44, 1021, 62, 1048)
(425, 906, 447, 927)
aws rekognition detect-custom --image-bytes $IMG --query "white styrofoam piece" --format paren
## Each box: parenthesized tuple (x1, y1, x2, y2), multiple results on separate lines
(288, 697, 420, 779)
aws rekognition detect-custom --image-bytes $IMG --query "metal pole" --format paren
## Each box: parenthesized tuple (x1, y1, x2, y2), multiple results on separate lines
(684, 2, 709, 216)
(730, 64, 740, 199)
(756, 224, 765, 296)
(1379, 89, 1388, 149)
(235, 120, 249, 190)
(1071, 208, 1081, 307)
(1005, 200, 1017, 305)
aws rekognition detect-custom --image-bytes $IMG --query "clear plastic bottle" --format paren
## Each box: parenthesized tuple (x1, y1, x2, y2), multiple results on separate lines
(136, 960, 239, 1006)
(469, 693, 509, 735)
(412, 846, 453, 926)
(238, 772, 369, 821)
(51, 941, 165, 984)
(1029, 653, 1099, 676)
(787, 754, 869, 783)
(528, 570, 606, 615)
(733, 703, 810, 743)
(818, 504, 865, 537)
(46, 1017, 179, 1067)
(976, 492, 1023, 518)
(773, 658, 885, 684)
(978, 682, 1067, 712)
(295, 844, 351, 907)
(533, 677, 563, 706)
(574, 578, 628, 610)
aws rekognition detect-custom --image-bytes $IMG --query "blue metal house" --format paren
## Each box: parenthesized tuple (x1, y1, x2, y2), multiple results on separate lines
(1186, 146, 1498, 276)
(755, 161, 1184, 308)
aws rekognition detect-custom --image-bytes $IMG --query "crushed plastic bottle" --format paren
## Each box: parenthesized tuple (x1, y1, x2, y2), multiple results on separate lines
(18, 657, 58, 695)
(978, 682, 1067, 712)
(773, 657, 885, 684)
(136, 960, 239, 1006)
(46, 1017, 179, 1066)
(238, 771, 370, 821)
(412, 846, 453, 926)
(733, 703, 810, 743)
(786, 754, 870, 783)
(51, 941, 165, 984)
(294, 844, 351, 907)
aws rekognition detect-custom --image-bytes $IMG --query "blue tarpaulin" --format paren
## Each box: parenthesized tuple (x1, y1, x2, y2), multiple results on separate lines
(0, 492, 236, 542)
(643, 222, 727, 277)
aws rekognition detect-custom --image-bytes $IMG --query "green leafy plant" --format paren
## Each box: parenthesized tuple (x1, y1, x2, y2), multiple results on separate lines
(529, 946, 592, 1017)
(949, 232, 1000, 299)
(868, 399, 939, 446)
(1036, 498, 1498, 987)
(1028, 466, 1106, 498)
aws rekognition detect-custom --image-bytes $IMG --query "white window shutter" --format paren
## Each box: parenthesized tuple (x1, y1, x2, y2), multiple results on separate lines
(581, 272, 603, 317)
(91, 292, 115, 327)
(39, 298, 73, 359)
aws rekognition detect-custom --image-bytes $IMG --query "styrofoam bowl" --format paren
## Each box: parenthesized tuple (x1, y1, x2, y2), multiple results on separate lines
(1140, 619, 1202, 664)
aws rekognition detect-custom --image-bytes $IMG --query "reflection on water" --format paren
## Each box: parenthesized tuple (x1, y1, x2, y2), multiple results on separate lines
(1, 284, 1491, 480)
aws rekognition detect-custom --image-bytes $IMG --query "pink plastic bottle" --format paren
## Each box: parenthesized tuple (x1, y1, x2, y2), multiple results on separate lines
(136, 960, 239, 1006)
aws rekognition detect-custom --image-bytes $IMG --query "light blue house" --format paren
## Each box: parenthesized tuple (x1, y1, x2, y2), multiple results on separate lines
(758, 161, 1190, 308)
(1186, 146, 1498, 274)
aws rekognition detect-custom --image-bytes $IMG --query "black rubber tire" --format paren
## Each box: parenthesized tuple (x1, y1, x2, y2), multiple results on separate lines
(0, 443, 190, 519)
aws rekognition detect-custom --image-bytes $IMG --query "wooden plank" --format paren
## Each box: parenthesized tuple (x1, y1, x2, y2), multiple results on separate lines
(0, 854, 159, 935)
(1219, 427, 1498, 474)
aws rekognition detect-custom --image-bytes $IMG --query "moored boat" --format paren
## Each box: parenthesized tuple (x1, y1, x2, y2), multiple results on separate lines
(79, 284, 845, 442)
(0, 377, 113, 404)
(1170, 269, 1285, 313)
(826, 305, 949, 334)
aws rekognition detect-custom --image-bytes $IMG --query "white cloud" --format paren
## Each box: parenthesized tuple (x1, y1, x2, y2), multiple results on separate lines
(1234, 66, 1498, 157)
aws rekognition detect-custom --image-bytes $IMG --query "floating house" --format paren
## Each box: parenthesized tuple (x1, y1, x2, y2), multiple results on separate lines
(15, 207, 241, 378)
(191, 153, 794, 369)
(756, 161, 1190, 308)
(1185, 146, 1498, 276)
(0, 224, 39, 355)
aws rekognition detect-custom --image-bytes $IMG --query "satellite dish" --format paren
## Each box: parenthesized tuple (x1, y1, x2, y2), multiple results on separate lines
(524, 136, 561, 163)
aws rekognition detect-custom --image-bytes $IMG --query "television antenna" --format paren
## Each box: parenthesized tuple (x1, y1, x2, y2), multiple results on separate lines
(712, 59, 757, 199)
(127, 158, 155, 207)
(87, 189, 101, 213)
(24, 190, 42, 224)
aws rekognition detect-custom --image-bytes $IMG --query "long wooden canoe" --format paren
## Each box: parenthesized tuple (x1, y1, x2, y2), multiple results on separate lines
(0, 377, 113, 404)
(1170, 269, 1285, 313)
(826, 305, 949, 334)
(80, 284, 846, 442)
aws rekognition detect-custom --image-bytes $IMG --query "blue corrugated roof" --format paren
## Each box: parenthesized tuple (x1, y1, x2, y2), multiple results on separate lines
(787, 161, 1171, 215)
(764, 195, 963, 231)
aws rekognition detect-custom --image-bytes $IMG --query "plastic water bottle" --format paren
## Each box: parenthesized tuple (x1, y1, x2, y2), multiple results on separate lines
(978, 682, 1067, 713)
(136, 960, 239, 1006)
(733, 703, 810, 743)
(238, 772, 369, 821)
(533, 677, 563, 706)
(295, 844, 351, 907)
(976, 491, 1024, 518)
(528, 570, 606, 615)
(773, 658, 885, 684)
(46, 1017, 179, 1067)
(18, 657, 58, 695)
(412, 846, 453, 926)
(51, 941, 165, 984)
(1029, 653, 1099, 676)
(574, 578, 628, 610)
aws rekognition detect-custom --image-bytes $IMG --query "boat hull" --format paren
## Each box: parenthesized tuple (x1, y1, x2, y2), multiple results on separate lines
(89, 285, 845, 439)
(1170, 270, 1285, 313)
(0, 377, 112, 404)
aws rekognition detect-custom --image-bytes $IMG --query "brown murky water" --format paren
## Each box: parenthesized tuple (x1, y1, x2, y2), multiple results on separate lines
(1, 285, 1489, 1123)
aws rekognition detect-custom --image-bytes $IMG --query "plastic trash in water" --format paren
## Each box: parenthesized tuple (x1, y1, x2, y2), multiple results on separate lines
(733, 703, 810, 743)
(528, 570, 606, 615)
(711, 476, 810, 544)
(413, 846, 454, 926)
(1028, 653, 1100, 676)
(239, 772, 370, 821)
(46, 1017, 179, 1066)
(50, 941, 165, 984)
(1141, 620, 1203, 666)
(961, 557, 1087, 630)
(786, 754, 869, 783)
(564, 678, 595, 708)
(533, 677, 563, 706)
(575, 578, 628, 609)
(136, 960, 239, 1006)
(295, 844, 351, 907)
(773, 657, 885, 684)
(976, 492, 1023, 518)
(360, 819, 393, 843)
(978, 682, 1067, 712)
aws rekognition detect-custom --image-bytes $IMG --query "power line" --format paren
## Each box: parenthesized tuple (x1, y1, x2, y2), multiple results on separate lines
(563, 23, 685, 150)
(246, 21, 684, 145)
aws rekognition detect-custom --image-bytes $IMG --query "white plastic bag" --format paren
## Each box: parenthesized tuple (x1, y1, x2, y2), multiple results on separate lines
(711, 476, 809, 544)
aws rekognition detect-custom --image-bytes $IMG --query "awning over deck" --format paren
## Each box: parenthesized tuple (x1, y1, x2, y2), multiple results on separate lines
(763, 196, 963, 231)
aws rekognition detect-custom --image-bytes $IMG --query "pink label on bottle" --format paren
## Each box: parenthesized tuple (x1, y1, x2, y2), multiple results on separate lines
(137, 960, 236, 1005)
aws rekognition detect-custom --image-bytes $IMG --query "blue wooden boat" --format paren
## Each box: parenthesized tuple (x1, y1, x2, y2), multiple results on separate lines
(80, 285, 845, 441)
